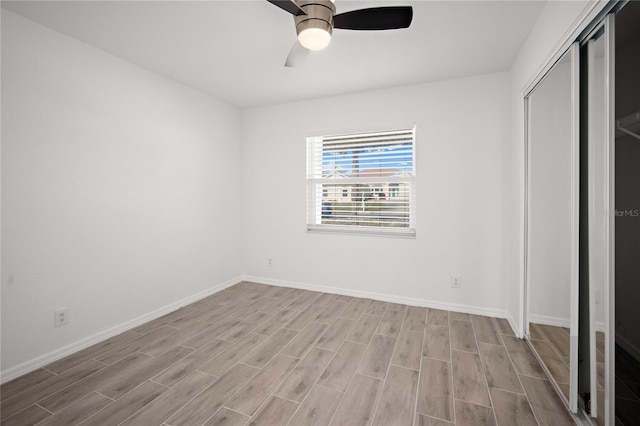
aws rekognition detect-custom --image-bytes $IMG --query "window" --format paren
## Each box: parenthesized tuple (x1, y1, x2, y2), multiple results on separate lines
(306, 127, 415, 237)
(389, 183, 399, 198)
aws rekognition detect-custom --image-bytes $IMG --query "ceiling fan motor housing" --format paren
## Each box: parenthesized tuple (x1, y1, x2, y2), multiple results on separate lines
(294, 0, 336, 37)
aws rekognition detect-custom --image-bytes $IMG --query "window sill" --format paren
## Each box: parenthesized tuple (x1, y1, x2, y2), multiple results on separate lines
(306, 224, 416, 238)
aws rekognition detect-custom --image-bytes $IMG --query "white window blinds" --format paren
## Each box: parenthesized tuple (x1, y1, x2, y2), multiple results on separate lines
(306, 127, 416, 237)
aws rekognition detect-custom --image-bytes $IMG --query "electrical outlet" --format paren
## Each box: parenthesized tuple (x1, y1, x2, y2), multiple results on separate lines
(451, 276, 462, 288)
(54, 309, 69, 327)
(268, 258, 273, 267)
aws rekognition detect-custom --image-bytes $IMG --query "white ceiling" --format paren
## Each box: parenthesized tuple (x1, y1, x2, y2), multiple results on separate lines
(2, 0, 546, 108)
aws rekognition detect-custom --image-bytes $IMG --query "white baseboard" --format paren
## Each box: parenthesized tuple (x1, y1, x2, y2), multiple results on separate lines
(616, 332, 640, 363)
(529, 314, 570, 328)
(242, 275, 510, 320)
(528, 315, 605, 333)
(0, 276, 243, 384)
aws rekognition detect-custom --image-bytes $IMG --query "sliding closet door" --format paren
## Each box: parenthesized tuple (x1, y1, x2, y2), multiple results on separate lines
(525, 42, 580, 412)
(583, 13, 614, 426)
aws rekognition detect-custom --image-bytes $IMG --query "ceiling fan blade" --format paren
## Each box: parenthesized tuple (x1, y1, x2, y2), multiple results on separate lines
(266, 0, 307, 16)
(285, 40, 310, 67)
(333, 6, 413, 30)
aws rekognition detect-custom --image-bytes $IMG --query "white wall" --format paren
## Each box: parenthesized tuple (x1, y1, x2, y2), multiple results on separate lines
(241, 73, 510, 315)
(506, 0, 603, 334)
(1, 11, 243, 376)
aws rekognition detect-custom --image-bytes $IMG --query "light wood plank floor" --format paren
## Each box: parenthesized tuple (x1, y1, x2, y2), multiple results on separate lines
(1, 282, 576, 425)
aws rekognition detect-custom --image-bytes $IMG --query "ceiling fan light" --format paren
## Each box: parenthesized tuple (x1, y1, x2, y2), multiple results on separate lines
(298, 27, 331, 50)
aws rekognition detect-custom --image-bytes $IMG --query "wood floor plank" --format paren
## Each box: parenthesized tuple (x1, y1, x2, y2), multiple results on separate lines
(341, 298, 372, 320)
(313, 293, 336, 308)
(347, 314, 382, 345)
(120, 371, 216, 425)
(454, 400, 496, 426)
(180, 316, 244, 349)
(153, 338, 232, 386)
(365, 300, 389, 316)
(450, 319, 478, 353)
(357, 334, 397, 379)
(530, 339, 570, 386)
(252, 308, 299, 336)
(167, 307, 212, 328)
(501, 335, 547, 379)
(140, 321, 212, 356)
(199, 333, 267, 377)
(219, 312, 272, 342)
(333, 295, 354, 304)
(225, 354, 299, 416)
(392, 329, 423, 370)
(539, 324, 570, 358)
(316, 318, 356, 352)
(80, 380, 167, 426)
(402, 306, 427, 332)
(426, 309, 449, 326)
(241, 328, 299, 369)
(284, 305, 325, 331)
(99, 345, 193, 399)
(386, 303, 408, 312)
(276, 348, 335, 402)
(37, 392, 111, 426)
(233, 298, 280, 319)
(44, 331, 142, 374)
(166, 363, 259, 426)
(265, 286, 293, 299)
(281, 322, 328, 358)
(415, 414, 454, 426)
(471, 315, 503, 346)
(372, 365, 418, 426)
(0, 368, 55, 402)
(287, 290, 323, 311)
(528, 323, 546, 341)
(519, 375, 575, 426)
(197, 304, 245, 325)
(450, 311, 471, 321)
(318, 341, 367, 392)
(287, 385, 343, 426)
(478, 342, 524, 394)
(1, 359, 104, 420)
(259, 297, 292, 315)
(39, 351, 153, 412)
(417, 357, 453, 422)
(451, 350, 491, 407)
(423, 324, 450, 361)
(1, 404, 51, 426)
(315, 301, 349, 324)
(203, 408, 250, 426)
(330, 374, 382, 426)
(96, 326, 178, 365)
(247, 396, 299, 426)
(376, 308, 404, 338)
(495, 318, 515, 336)
(489, 387, 537, 426)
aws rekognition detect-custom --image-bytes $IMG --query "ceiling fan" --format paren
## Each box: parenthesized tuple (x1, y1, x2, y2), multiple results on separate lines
(266, 0, 413, 67)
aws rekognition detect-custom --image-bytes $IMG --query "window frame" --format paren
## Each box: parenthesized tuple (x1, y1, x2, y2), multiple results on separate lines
(306, 127, 416, 238)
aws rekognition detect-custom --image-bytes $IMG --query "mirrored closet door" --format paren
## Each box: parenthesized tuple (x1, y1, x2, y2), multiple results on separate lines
(581, 13, 614, 425)
(525, 43, 580, 412)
